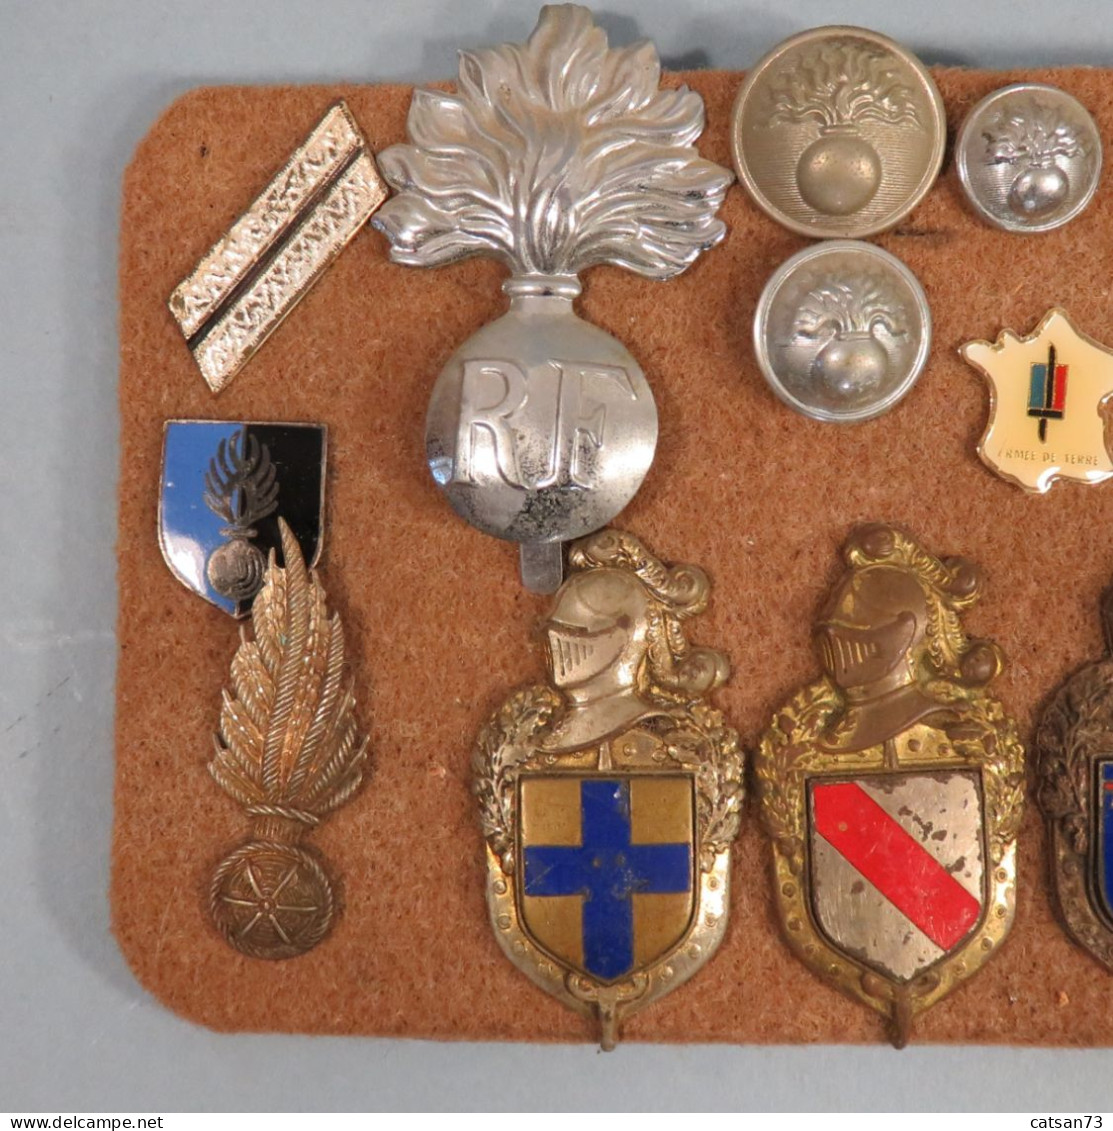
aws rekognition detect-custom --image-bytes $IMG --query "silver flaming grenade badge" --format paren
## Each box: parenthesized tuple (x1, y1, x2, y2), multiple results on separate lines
(473, 529, 743, 1048)
(373, 5, 732, 592)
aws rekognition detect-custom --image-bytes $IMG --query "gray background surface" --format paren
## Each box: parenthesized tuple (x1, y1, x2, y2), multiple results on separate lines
(4, 0, 1113, 1113)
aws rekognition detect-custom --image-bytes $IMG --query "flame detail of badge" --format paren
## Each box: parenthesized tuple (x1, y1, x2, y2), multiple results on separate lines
(473, 528, 743, 1048)
(208, 519, 369, 959)
(755, 524, 1024, 1046)
(961, 308, 1113, 493)
(203, 431, 279, 604)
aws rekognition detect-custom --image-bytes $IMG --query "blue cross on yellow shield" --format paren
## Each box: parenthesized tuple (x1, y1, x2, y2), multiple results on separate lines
(518, 774, 696, 983)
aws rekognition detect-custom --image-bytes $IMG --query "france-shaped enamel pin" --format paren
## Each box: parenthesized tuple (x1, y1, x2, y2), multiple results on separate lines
(755, 525, 1024, 1046)
(474, 530, 742, 1048)
(961, 308, 1113, 493)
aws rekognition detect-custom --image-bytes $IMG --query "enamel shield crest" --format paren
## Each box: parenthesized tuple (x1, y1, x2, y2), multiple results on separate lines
(474, 529, 743, 1048)
(159, 421, 326, 616)
(756, 524, 1024, 1045)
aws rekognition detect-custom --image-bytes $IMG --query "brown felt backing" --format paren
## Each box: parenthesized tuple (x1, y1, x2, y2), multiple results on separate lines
(115, 69, 1113, 1044)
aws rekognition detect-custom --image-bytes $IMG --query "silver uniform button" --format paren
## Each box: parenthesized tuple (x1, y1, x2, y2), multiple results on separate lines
(731, 26, 945, 239)
(753, 241, 932, 423)
(956, 83, 1102, 233)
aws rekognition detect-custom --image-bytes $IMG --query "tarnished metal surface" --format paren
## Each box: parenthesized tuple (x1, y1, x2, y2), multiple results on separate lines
(753, 240, 931, 423)
(957, 83, 1102, 233)
(809, 771, 985, 983)
(1037, 580, 1113, 972)
(373, 5, 732, 590)
(473, 529, 743, 1048)
(207, 521, 369, 959)
(169, 101, 386, 393)
(961, 308, 1113, 492)
(755, 524, 1024, 1046)
(731, 26, 945, 238)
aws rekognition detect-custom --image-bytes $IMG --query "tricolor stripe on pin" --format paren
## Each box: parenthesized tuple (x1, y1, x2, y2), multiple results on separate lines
(1027, 342, 1069, 441)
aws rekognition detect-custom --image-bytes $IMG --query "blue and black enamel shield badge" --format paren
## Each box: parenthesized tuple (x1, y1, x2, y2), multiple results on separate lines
(159, 421, 326, 616)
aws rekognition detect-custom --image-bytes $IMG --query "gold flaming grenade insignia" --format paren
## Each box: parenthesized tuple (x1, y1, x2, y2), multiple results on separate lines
(755, 524, 1025, 1046)
(473, 529, 743, 1048)
(207, 519, 369, 959)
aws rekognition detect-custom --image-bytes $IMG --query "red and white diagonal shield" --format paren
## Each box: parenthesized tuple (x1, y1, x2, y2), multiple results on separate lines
(808, 771, 986, 983)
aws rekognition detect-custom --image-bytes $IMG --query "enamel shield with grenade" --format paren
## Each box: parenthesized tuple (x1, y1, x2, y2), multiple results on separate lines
(473, 529, 743, 1048)
(373, 5, 732, 592)
(1037, 581, 1113, 971)
(158, 421, 326, 617)
(754, 525, 1025, 1046)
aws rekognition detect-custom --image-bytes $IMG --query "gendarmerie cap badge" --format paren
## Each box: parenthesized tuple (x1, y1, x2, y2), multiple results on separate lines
(1037, 581, 1113, 972)
(755, 524, 1024, 1046)
(474, 529, 742, 1048)
(373, 5, 732, 593)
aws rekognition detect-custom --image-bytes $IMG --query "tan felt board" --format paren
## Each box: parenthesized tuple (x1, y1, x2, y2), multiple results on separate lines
(115, 69, 1113, 1044)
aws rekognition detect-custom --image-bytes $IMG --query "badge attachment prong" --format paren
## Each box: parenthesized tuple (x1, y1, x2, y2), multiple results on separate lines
(474, 529, 743, 1047)
(169, 101, 387, 393)
(208, 519, 369, 960)
(961, 308, 1113, 493)
(373, 5, 733, 593)
(1037, 579, 1113, 971)
(755, 524, 1024, 1047)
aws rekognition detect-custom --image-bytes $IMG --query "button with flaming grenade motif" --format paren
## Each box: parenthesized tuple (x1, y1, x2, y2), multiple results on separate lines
(372, 5, 733, 594)
(956, 84, 1102, 233)
(754, 524, 1024, 1047)
(753, 241, 931, 423)
(730, 26, 945, 238)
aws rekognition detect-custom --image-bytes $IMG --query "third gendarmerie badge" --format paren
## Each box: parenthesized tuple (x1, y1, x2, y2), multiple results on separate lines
(474, 530, 743, 1048)
(1038, 581, 1113, 971)
(755, 524, 1024, 1045)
